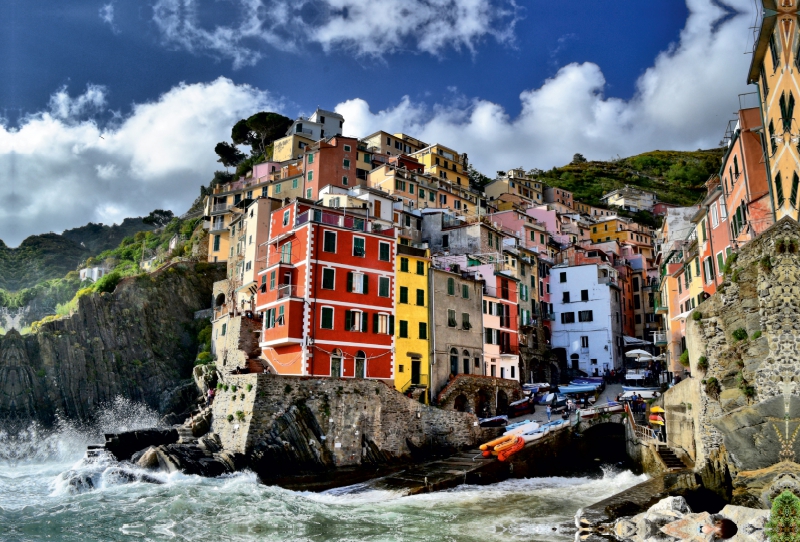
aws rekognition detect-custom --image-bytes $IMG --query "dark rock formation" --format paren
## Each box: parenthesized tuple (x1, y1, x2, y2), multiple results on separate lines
(0, 262, 224, 427)
(104, 428, 179, 462)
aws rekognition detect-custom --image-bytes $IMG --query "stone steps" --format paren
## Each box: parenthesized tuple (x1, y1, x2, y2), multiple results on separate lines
(657, 447, 689, 471)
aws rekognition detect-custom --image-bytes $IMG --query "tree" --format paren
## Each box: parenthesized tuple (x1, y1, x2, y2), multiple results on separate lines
(214, 142, 245, 169)
(571, 153, 587, 164)
(467, 164, 493, 188)
(230, 112, 292, 158)
(143, 209, 174, 227)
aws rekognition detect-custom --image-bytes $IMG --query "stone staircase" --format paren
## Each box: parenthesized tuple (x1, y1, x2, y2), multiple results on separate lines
(657, 446, 689, 471)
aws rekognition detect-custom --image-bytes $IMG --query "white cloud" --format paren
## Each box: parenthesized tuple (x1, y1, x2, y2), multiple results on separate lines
(99, 3, 119, 34)
(151, 0, 520, 67)
(0, 78, 277, 246)
(338, 0, 754, 175)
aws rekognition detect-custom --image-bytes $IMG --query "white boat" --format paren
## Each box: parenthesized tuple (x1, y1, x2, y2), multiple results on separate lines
(503, 421, 539, 436)
(521, 429, 548, 443)
(619, 390, 660, 400)
(621, 385, 661, 393)
(504, 419, 532, 431)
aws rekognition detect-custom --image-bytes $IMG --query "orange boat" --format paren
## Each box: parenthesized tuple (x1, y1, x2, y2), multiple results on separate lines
(492, 437, 520, 455)
(498, 437, 525, 462)
(479, 435, 514, 451)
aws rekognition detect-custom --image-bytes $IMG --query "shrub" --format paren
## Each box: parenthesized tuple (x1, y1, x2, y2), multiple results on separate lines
(240, 393, 245, 400)
(36, 369, 46, 378)
(731, 269, 740, 283)
(284, 384, 292, 394)
(732, 328, 748, 341)
(94, 271, 122, 294)
(223, 384, 229, 392)
(246, 384, 252, 392)
(692, 311, 702, 322)
(216, 382, 223, 390)
(679, 351, 690, 367)
(236, 410, 245, 421)
(697, 356, 709, 371)
(777, 239, 786, 253)
(227, 414, 234, 422)
(195, 351, 213, 365)
(231, 385, 237, 392)
(760, 255, 772, 272)
(722, 252, 738, 274)
(751, 330, 762, 340)
(742, 385, 756, 398)
(705, 377, 721, 398)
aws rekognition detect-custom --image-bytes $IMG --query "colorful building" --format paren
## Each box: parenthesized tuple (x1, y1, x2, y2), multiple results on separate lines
(256, 201, 396, 382)
(394, 245, 431, 398)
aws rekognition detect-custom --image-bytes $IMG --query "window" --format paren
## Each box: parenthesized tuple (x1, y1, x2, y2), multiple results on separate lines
(307, 189, 312, 199)
(581, 289, 589, 301)
(399, 320, 409, 338)
(399, 286, 409, 304)
(717, 252, 725, 275)
(348, 272, 369, 294)
(447, 277, 455, 295)
(770, 120, 778, 154)
(701, 220, 707, 241)
(270, 271, 276, 290)
(374, 313, 392, 334)
(343, 159, 351, 168)
(353, 237, 365, 257)
(213, 235, 220, 251)
(280, 242, 292, 264)
(379, 242, 390, 261)
(321, 307, 334, 329)
(462, 284, 469, 299)
(277, 305, 285, 326)
(578, 310, 594, 322)
(448, 309, 457, 327)
(634, 295, 641, 310)
(221, 323, 227, 336)
(462, 313, 471, 330)
(400, 258, 409, 272)
(307, 171, 313, 182)
(442, 234, 449, 249)
(793, 173, 800, 209)
(345, 310, 368, 332)
(342, 176, 348, 186)
(562, 291, 570, 303)
(308, 153, 314, 164)
(378, 276, 390, 297)
(323, 231, 337, 253)
(560, 272, 567, 283)
(580, 336, 589, 348)
(416, 289, 425, 306)
(561, 312, 575, 324)
(282, 209, 290, 226)
(322, 268, 335, 289)
(710, 203, 719, 228)
(343, 144, 351, 152)
(419, 322, 428, 339)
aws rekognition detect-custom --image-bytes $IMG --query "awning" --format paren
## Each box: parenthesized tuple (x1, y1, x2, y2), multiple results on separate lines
(671, 310, 693, 321)
(623, 336, 652, 346)
(235, 281, 258, 293)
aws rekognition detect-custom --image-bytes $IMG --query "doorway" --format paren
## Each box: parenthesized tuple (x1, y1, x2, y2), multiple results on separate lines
(411, 359, 421, 385)
(331, 349, 343, 377)
(355, 351, 366, 378)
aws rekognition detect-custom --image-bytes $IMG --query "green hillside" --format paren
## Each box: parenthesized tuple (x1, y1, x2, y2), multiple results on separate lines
(537, 149, 725, 208)
(61, 217, 155, 253)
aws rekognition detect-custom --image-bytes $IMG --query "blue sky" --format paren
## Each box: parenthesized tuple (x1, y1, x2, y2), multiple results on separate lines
(0, 0, 756, 245)
(2, 1, 689, 122)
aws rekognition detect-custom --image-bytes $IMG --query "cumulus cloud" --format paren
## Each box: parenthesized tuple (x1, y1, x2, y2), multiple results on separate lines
(0, 78, 277, 246)
(337, 0, 754, 175)
(151, 0, 520, 67)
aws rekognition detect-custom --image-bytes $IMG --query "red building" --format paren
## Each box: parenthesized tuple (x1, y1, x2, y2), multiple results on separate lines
(256, 200, 396, 382)
(303, 136, 361, 200)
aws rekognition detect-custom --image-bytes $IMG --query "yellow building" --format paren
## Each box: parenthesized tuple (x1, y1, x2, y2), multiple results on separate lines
(484, 168, 543, 204)
(394, 245, 431, 401)
(272, 133, 315, 162)
(749, 4, 799, 220)
(410, 143, 468, 187)
(590, 217, 654, 259)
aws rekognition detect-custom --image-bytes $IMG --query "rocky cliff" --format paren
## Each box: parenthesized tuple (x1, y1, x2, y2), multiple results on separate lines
(676, 217, 800, 507)
(0, 262, 224, 428)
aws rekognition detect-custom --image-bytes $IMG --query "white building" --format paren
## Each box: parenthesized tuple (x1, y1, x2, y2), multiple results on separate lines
(600, 186, 657, 213)
(79, 266, 109, 282)
(549, 263, 623, 376)
(318, 184, 396, 229)
(286, 108, 344, 141)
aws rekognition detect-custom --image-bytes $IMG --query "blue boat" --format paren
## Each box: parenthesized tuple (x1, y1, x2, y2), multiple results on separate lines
(558, 385, 598, 394)
(570, 380, 601, 389)
(621, 385, 661, 392)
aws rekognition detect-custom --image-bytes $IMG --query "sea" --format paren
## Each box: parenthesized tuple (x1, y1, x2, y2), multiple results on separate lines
(0, 398, 647, 541)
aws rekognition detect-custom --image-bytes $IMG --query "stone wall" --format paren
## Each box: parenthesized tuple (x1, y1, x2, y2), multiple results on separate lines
(211, 374, 488, 478)
(435, 374, 524, 416)
(662, 378, 701, 464)
(682, 217, 800, 504)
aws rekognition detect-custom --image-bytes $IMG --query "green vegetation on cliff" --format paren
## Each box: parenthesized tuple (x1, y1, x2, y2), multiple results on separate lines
(536, 149, 725, 207)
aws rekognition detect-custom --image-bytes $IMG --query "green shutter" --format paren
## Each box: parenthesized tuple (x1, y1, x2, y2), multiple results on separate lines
(362, 275, 369, 294)
(792, 173, 799, 208)
(321, 308, 333, 329)
(717, 252, 724, 271)
(389, 316, 394, 335)
(345, 310, 352, 330)
(400, 258, 409, 272)
(361, 312, 368, 333)
(419, 322, 427, 339)
(400, 287, 408, 304)
(416, 261, 424, 275)
(380, 243, 389, 261)
(399, 320, 408, 338)
(447, 278, 454, 295)
(776, 172, 785, 207)
(417, 289, 424, 306)
(346, 272, 353, 292)
(373, 313, 379, 333)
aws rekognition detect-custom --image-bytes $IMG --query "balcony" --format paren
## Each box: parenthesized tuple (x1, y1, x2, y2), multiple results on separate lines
(655, 300, 668, 314)
(653, 332, 668, 346)
(500, 344, 519, 355)
(210, 222, 227, 233)
(276, 283, 299, 300)
(542, 311, 555, 321)
(211, 203, 232, 213)
(295, 209, 395, 238)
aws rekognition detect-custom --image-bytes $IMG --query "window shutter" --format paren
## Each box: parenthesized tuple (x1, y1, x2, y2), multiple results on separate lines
(346, 272, 353, 292)
(389, 316, 394, 335)
(362, 275, 369, 294)
(485, 328, 492, 343)
(361, 312, 368, 333)
(345, 311, 352, 330)
(373, 313, 379, 333)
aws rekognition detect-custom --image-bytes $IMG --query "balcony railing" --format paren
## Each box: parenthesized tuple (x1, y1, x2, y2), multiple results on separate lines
(653, 332, 668, 346)
(295, 210, 396, 238)
(542, 311, 555, 321)
(500, 345, 519, 355)
(210, 222, 226, 232)
(212, 203, 231, 213)
(276, 284, 298, 300)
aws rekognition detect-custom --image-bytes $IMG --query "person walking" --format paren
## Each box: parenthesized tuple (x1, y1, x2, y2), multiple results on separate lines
(546, 404, 552, 422)
(207, 387, 215, 407)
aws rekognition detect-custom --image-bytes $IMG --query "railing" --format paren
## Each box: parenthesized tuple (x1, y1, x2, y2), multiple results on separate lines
(212, 203, 231, 213)
(500, 345, 519, 355)
(296, 127, 313, 135)
(542, 311, 555, 321)
(276, 284, 298, 300)
(399, 373, 430, 394)
(653, 332, 668, 346)
(210, 221, 226, 232)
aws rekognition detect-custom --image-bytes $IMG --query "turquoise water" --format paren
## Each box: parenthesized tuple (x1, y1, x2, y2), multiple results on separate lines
(0, 400, 647, 541)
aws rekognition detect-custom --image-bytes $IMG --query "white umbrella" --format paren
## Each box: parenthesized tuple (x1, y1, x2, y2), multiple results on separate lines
(626, 349, 652, 358)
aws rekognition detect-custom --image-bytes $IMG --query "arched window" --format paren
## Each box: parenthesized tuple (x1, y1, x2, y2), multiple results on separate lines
(450, 348, 458, 376)
(463, 350, 470, 375)
(355, 350, 366, 378)
(570, 353, 580, 370)
(331, 349, 343, 377)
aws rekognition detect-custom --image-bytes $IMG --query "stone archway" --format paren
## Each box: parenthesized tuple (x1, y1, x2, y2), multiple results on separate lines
(497, 390, 509, 415)
(475, 388, 491, 417)
(453, 394, 468, 412)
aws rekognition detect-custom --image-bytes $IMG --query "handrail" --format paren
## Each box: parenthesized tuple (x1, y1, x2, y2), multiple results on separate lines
(399, 373, 429, 393)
